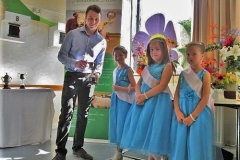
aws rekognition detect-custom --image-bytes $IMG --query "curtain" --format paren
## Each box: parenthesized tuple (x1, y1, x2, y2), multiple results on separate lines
(192, 0, 240, 146)
(192, 0, 213, 60)
(192, 0, 240, 61)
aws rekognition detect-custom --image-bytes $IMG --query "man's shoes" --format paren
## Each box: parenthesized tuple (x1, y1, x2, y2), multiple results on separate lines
(73, 148, 93, 160)
(52, 153, 66, 160)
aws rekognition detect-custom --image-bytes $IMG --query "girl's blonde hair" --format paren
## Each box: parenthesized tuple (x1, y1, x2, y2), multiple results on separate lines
(186, 41, 205, 54)
(112, 45, 128, 56)
(146, 37, 170, 65)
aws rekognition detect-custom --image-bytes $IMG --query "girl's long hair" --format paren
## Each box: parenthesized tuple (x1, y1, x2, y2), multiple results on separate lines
(146, 37, 170, 65)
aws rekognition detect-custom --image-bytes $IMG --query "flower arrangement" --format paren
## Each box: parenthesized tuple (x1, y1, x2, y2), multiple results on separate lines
(132, 37, 179, 75)
(131, 13, 179, 75)
(132, 39, 148, 74)
(205, 25, 240, 72)
(201, 59, 236, 89)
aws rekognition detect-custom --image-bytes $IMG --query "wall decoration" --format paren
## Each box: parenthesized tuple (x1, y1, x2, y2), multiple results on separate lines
(1, 0, 57, 26)
(66, 0, 122, 139)
(131, 13, 180, 74)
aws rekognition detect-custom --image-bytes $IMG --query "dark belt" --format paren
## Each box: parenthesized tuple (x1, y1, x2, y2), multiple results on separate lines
(66, 71, 90, 78)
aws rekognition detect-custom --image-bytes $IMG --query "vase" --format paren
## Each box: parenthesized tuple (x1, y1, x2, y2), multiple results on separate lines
(224, 71, 240, 100)
(212, 89, 224, 101)
(224, 90, 236, 99)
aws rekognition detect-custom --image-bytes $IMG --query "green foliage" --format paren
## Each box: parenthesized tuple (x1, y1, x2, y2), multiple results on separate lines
(178, 48, 186, 54)
(177, 19, 192, 70)
(205, 43, 223, 52)
(178, 19, 191, 38)
(226, 55, 240, 72)
(178, 47, 189, 69)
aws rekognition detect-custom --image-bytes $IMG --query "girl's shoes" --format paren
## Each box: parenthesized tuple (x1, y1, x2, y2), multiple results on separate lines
(106, 155, 123, 160)
(161, 155, 168, 160)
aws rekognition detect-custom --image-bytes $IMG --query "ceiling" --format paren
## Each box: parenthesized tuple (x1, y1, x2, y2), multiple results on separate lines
(0, 0, 66, 18)
(21, 0, 66, 14)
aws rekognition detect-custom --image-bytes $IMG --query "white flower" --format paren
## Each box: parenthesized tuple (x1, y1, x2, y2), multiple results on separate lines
(220, 46, 229, 61)
(220, 45, 240, 61)
(229, 45, 240, 60)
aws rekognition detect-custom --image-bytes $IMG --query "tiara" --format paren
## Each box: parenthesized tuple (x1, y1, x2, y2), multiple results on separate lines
(149, 34, 178, 48)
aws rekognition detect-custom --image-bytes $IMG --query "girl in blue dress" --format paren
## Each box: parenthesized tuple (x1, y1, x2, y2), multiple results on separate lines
(120, 37, 174, 160)
(170, 42, 215, 160)
(108, 45, 136, 160)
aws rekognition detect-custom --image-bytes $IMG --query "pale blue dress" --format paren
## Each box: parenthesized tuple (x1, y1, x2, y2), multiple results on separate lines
(120, 63, 173, 157)
(109, 66, 133, 145)
(170, 69, 214, 160)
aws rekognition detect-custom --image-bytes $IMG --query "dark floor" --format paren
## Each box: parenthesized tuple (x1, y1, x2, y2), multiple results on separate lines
(0, 129, 147, 160)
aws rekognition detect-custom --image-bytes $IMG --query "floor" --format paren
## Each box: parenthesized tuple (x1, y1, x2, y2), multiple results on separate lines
(0, 129, 236, 160)
(0, 129, 147, 160)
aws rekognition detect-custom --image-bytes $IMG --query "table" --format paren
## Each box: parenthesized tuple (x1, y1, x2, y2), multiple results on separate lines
(0, 88, 55, 148)
(214, 98, 240, 160)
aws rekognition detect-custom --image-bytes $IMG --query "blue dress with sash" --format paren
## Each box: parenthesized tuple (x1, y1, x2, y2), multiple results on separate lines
(109, 66, 134, 145)
(120, 63, 173, 157)
(170, 69, 214, 160)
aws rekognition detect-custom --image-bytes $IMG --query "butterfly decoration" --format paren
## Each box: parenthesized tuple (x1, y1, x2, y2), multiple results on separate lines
(132, 13, 179, 74)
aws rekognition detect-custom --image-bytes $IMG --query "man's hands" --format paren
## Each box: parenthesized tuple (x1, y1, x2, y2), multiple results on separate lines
(94, 72, 100, 83)
(75, 61, 100, 84)
(75, 60, 87, 69)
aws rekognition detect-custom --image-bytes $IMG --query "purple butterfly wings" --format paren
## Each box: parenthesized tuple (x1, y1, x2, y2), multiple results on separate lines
(132, 13, 178, 61)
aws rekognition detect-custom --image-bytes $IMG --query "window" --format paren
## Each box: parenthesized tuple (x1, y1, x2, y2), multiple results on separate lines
(8, 23, 20, 38)
(138, 0, 193, 46)
(59, 32, 65, 44)
(123, 0, 193, 73)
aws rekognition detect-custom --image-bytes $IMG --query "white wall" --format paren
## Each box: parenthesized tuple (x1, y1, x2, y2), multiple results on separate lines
(0, 22, 64, 126)
(0, 23, 64, 84)
(0, 1, 65, 127)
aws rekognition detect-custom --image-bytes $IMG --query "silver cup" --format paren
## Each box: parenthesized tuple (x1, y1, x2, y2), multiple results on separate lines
(1, 73, 12, 89)
(18, 73, 27, 89)
(86, 62, 98, 85)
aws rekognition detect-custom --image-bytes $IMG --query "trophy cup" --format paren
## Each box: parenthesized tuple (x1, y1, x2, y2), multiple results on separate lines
(1, 73, 12, 89)
(86, 62, 98, 86)
(18, 73, 27, 89)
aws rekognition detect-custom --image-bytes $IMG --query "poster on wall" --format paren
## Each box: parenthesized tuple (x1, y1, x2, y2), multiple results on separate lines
(67, 0, 122, 139)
